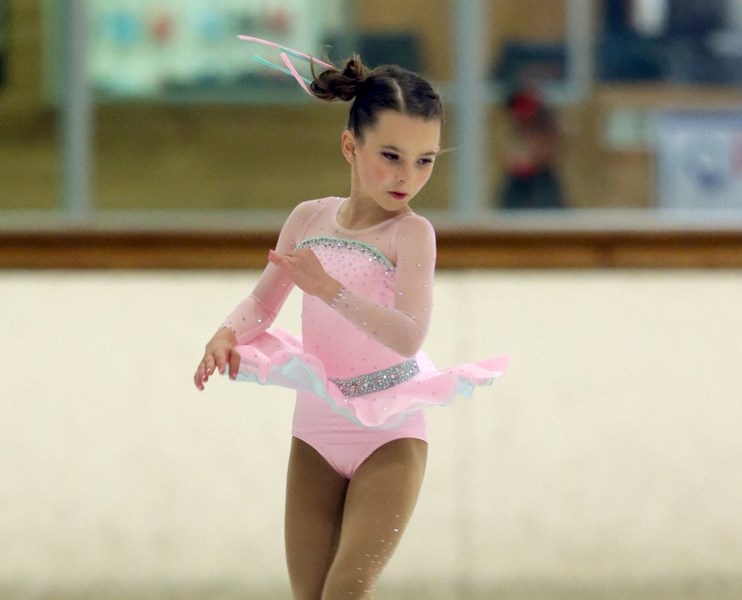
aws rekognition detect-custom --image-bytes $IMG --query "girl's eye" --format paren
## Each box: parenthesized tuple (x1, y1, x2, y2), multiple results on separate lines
(382, 152, 399, 161)
(418, 158, 434, 166)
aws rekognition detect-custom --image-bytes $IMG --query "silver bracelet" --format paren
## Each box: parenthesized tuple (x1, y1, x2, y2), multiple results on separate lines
(329, 285, 346, 309)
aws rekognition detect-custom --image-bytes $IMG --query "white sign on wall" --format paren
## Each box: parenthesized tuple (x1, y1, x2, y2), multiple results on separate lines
(656, 111, 742, 209)
(85, 0, 332, 95)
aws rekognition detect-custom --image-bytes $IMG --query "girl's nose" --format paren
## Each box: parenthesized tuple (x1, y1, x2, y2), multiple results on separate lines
(397, 166, 411, 184)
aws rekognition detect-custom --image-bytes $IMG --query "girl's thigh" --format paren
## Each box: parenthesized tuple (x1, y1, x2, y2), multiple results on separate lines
(322, 438, 428, 598)
(284, 437, 349, 600)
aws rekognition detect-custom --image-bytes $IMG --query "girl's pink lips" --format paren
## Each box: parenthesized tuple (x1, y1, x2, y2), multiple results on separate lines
(389, 191, 409, 201)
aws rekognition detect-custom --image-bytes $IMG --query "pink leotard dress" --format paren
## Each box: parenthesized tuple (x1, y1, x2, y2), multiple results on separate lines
(222, 196, 508, 479)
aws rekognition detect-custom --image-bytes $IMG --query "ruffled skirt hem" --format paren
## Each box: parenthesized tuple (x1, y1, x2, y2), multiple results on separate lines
(233, 328, 508, 429)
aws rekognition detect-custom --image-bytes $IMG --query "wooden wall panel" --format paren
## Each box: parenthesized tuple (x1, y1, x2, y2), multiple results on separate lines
(3, 230, 742, 270)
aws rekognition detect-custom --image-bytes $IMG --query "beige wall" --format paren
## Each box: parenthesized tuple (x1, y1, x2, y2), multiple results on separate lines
(2, 269, 742, 599)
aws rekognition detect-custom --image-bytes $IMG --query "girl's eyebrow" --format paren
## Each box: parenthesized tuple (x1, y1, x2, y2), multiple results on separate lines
(380, 144, 440, 157)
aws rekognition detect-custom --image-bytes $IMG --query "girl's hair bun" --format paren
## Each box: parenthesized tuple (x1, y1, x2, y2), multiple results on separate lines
(311, 54, 369, 102)
(310, 53, 443, 139)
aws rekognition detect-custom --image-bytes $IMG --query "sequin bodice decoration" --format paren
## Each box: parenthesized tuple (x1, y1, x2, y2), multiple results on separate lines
(297, 236, 395, 273)
(297, 234, 404, 380)
(223, 195, 437, 380)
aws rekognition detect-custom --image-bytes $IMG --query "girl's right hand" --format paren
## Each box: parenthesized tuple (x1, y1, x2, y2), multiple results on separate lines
(194, 328, 240, 390)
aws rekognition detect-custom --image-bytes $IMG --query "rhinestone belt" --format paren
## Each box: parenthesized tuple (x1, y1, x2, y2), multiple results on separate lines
(330, 359, 420, 398)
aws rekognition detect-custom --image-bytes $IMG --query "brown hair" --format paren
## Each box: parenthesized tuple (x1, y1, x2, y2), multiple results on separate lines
(310, 54, 443, 138)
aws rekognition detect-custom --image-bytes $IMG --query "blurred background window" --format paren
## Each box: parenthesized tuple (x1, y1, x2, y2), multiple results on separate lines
(594, 0, 742, 212)
(599, 0, 742, 85)
(1, 0, 741, 223)
(1, 0, 60, 214)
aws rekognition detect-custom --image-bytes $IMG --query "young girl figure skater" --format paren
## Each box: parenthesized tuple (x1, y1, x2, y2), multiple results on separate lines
(194, 40, 507, 600)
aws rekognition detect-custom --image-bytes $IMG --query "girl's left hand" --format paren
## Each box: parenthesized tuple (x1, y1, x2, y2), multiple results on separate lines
(268, 248, 336, 299)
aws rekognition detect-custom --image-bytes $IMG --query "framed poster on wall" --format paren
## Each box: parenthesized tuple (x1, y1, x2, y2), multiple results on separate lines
(656, 111, 742, 210)
(44, 0, 345, 101)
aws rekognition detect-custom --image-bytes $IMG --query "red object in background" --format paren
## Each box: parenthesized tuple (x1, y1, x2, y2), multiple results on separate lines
(264, 8, 292, 34)
(150, 12, 174, 43)
(510, 92, 542, 123)
(507, 159, 538, 178)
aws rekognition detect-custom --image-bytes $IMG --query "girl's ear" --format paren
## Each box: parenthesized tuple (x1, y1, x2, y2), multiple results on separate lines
(341, 130, 357, 164)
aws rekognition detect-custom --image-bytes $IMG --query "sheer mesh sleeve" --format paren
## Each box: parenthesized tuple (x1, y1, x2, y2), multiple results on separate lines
(221, 202, 314, 344)
(330, 216, 436, 357)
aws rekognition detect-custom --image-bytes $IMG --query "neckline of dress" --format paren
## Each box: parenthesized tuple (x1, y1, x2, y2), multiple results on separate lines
(333, 197, 412, 234)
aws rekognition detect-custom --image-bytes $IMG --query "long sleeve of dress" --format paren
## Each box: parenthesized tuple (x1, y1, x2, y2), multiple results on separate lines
(329, 215, 436, 358)
(221, 203, 312, 344)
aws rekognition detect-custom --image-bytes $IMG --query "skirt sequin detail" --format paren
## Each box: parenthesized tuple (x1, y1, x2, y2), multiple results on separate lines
(330, 359, 420, 398)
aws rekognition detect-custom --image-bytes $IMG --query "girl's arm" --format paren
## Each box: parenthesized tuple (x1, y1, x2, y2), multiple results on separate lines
(330, 216, 435, 356)
(194, 202, 311, 388)
(269, 215, 435, 357)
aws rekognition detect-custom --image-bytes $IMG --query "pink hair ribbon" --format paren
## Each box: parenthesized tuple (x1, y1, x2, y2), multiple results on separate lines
(237, 35, 334, 96)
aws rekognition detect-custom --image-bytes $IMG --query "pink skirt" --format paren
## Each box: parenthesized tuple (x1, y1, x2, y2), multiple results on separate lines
(233, 328, 509, 429)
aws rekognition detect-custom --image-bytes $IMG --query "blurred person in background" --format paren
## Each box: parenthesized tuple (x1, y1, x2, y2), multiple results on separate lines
(497, 85, 566, 210)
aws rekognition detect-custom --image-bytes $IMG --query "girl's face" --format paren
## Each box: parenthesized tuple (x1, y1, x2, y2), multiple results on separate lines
(342, 110, 441, 213)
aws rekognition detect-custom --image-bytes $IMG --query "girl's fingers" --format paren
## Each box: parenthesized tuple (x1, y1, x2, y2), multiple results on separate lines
(269, 249, 297, 270)
(268, 249, 281, 265)
(194, 364, 205, 390)
(195, 348, 238, 389)
(229, 350, 241, 380)
(195, 323, 246, 390)
(215, 351, 227, 374)
(197, 356, 215, 385)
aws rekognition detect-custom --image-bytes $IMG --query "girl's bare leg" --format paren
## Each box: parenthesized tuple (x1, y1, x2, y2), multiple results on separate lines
(321, 438, 427, 599)
(285, 437, 349, 600)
